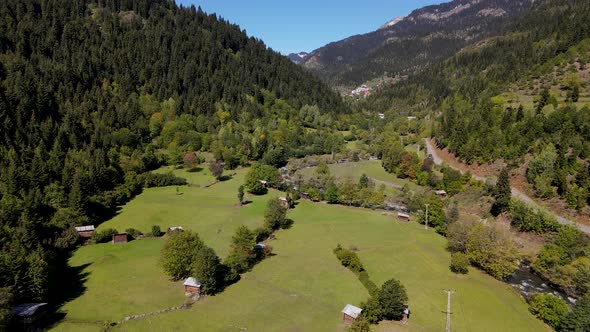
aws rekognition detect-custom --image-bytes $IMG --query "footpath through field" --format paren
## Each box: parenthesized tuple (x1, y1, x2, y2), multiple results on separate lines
(424, 138, 590, 234)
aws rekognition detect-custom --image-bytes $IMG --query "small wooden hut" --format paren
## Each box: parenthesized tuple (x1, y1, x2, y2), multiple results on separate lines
(75, 225, 95, 240)
(167, 226, 184, 234)
(183, 277, 201, 296)
(278, 197, 290, 209)
(397, 212, 411, 222)
(12, 303, 48, 326)
(341, 304, 362, 325)
(435, 190, 447, 198)
(112, 233, 129, 244)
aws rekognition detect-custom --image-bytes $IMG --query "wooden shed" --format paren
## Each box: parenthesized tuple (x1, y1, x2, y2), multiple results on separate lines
(167, 226, 184, 234)
(12, 303, 48, 326)
(435, 190, 447, 198)
(341, 304, 362, 325)
(183, 277, 201, 296)
(75, 225, 95, 239)
(397, 212, 411, 222)
(278, 197, 290, 209)
(112, 233, 129, 244)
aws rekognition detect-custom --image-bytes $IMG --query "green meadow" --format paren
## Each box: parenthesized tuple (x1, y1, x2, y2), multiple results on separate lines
(295, 160, 423, 194)
(51, 166, 549, 332)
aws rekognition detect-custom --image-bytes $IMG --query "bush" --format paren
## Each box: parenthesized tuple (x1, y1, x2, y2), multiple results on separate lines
(141, 172, 187, 188)
(378, 278, 408, 321)
(264, 198, 289, 230)
(359, 271, 379, 297)
(254, 227, 272, 243)
(161, 230, 204, 280)
(528, 293, 569, 329)
(334, 244, 364, 273)
(125, 228, 142, 239)
(244, 163, 280, 194)
(151, 225, 162, 237)
(348, 316, 370, 332)
(92, 228, 119, 243)
(193, 246, 223, 294)
(362, 296, 385, 324)
(450, 252, 470, 274)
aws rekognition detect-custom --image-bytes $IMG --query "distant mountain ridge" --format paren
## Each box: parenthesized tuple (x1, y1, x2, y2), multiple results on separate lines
(287, 52, 309, 63)
(378, 16, 404, 30)
(300, 0, 534, 89)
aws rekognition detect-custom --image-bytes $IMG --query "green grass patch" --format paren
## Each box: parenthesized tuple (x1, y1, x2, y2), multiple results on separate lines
(52, 166, 548, 332)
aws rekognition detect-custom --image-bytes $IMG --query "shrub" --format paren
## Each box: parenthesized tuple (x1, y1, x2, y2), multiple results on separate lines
(348, 316, 370, 332)
(362, 296, 385, 324)
(141, 172, 187, 188)
(359, 271, 379, 297)
(528, 293, 569, 329)
(378, 278, 408, 321)
(193, 246, 223, 294)
(264, 198, 288, 230)
(334, 245, 364, 273)
(125, 228, 142, 239)
(450, 252, 470, 274)
(92, 228, 119, 243)
(161, 230, 204, 280)
(254, 226, 272, 243)
(151, 225, 162, 237)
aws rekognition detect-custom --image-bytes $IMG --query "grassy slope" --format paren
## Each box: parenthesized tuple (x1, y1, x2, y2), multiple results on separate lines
(51, 166, 548, 332)
(295, 160, 423, 194)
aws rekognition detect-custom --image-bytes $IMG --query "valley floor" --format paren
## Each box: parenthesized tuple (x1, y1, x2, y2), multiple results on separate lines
(50, 166, 549, 332)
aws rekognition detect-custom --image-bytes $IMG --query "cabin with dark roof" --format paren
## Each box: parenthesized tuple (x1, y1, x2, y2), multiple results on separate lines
(12, 303, 48, 327)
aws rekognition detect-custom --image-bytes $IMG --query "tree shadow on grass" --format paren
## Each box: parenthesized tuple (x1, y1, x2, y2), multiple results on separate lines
(41, 257, 92, 330)
(218, 174, 233, 182)
(187, 166, 203, 173)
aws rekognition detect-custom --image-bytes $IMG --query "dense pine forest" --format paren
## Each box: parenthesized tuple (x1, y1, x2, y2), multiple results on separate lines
(0, 0, 351, 321)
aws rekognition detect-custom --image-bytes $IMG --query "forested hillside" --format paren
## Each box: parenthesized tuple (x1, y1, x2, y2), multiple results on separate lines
(0, 0, 349, 318)
(301, 0, 533, 89)
(365, 0, 590, 212)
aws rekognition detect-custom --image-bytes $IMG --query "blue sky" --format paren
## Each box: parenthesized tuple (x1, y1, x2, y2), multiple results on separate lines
(177, 0, 447, 54)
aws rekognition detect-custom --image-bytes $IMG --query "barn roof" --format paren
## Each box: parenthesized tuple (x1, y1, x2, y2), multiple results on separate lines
(254, 243, 267, 249)
(75, 225, 95, 232)
(183, 277, 201, 288)
(13, 303, 48, 317)
(342, 304, 362, 318)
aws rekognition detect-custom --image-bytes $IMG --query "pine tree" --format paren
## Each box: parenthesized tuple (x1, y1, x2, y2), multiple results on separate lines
(492, 168, 511, 216)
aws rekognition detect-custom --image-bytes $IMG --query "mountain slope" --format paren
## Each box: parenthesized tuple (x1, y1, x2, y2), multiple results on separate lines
(0, 0, 348, 312)
(302, 0, 533, 89)
(364, 0, 590, 221)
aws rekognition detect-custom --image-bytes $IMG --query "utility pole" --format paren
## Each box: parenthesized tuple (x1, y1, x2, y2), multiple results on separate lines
(425, 204, 429, 230)
(443, 290, 455, 332)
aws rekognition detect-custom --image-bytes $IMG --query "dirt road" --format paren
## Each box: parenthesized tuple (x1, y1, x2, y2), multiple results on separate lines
(424, 138, 590, 234)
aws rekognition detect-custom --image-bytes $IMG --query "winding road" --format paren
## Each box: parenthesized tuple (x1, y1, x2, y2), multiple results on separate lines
(424, 138, 590, 234)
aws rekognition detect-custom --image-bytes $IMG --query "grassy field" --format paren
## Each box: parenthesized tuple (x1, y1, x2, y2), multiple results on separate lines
(98, 167, 276, 257)
(51, 166, 548, 332)
(295, 160, 424, 194)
